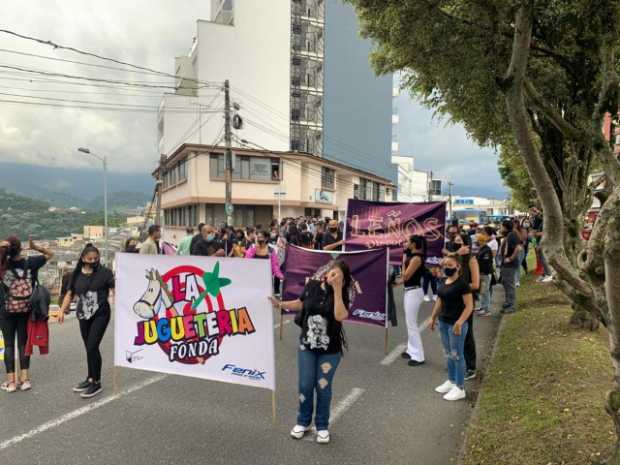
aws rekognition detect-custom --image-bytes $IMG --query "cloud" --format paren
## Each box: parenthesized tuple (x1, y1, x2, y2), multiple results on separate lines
(396, 94, 506, 196)
(0, 0, 211, 173)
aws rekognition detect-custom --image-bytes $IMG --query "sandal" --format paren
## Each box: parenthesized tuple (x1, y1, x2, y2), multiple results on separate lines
(19, 380, 32, 391)
(1, 381, 17, 393)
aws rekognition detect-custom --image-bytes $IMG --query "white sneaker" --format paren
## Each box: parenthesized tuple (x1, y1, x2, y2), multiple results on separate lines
(443, 386, 466, 401)
(423, 295, 431, 302)
(541, 275, 553, 283)
(432, 295, 438, 301)
(515, 282, 521, 288)
(290, 424, 309, 439)
(316, 430, 330, 444)
(435, 380, 455, 394)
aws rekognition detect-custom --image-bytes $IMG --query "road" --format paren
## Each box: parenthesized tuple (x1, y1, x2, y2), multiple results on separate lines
(0, 287, 500, 465)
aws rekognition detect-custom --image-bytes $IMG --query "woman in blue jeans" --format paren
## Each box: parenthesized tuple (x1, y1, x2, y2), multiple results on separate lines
(271, 260, 351, 444)
(429, 256, 474, 401)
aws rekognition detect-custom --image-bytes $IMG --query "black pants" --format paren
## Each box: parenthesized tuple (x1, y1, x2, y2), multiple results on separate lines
(0, 312, 30, 373)
(464, 313, 476, 371)
(79, 307, 110, 382)
(422, 269, 437, 296)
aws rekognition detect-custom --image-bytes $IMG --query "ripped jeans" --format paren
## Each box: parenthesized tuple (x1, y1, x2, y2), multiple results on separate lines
(438, 320, 469, 389)
(297, 347, 342, 430)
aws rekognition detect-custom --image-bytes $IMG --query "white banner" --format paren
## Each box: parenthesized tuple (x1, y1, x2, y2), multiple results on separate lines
(114, 254, 276, 391)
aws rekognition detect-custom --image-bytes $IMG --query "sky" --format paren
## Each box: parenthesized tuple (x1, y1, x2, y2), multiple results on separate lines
(0, 1, 506, 197)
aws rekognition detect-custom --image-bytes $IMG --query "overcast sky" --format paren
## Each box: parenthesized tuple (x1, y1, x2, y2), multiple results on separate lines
(0, 1, 505, 196)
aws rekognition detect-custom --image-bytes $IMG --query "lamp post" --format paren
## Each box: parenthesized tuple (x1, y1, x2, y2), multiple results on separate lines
(78, 147, 108, 265)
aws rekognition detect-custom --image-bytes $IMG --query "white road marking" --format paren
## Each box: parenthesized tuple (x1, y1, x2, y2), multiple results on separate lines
(0, 374, 167, 451)
(380, 316, 432, 366)
(304, 387, 366, 440)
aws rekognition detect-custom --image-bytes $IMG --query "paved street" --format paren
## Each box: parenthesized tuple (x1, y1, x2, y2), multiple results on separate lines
(0, 288, 500, 465)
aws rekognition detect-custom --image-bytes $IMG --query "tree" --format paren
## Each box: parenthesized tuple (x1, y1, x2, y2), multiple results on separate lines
(497, 141, 537, 211)
(346, 0, 620, 461)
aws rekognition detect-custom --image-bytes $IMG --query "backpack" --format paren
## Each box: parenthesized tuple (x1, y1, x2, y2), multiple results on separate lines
(6, 265, 34, 313)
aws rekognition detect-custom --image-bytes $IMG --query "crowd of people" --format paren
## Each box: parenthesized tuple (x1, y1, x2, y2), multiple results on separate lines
(0, 207, 553, 443)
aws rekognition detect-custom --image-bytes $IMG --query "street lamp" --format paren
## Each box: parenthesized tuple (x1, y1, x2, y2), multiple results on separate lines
(78, 147, 108, 265)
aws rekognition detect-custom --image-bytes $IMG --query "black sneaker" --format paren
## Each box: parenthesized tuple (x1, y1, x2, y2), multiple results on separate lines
(401, 352, 411, 360)
(80, 382, 103, 399)
(465, 370, 477, 380)
(408, 360, 425, 367)
(72, 380, 91, 393)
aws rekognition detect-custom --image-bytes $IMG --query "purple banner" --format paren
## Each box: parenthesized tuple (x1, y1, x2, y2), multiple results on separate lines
(344, 200, 446, 265)
(282, 245, 388, 327)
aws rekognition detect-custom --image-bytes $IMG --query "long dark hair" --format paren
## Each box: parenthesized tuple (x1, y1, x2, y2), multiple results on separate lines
(408, 234, 427, 259)
(69, 244, 101, 293)
(0, 236, 21, 279)
(328, 259, 351, 351)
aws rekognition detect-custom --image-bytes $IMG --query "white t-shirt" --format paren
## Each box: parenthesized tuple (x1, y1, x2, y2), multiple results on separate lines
(488, 237, 499, 254)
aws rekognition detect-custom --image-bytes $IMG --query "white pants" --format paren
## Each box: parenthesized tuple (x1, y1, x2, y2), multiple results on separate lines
(404, 287, 425, 362)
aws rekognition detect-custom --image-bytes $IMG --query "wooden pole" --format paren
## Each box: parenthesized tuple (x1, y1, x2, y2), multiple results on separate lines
(279, 311, 284, 340)
(272, 390, 277, 424)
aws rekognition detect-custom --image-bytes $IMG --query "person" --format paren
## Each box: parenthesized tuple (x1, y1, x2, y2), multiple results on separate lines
(454, 233, 480, 380)
(519, 221, 532, 276)
(191, 224, 225, 257)
(245, 231, 284, 284)
(140, 225, 161, 255)
(124, 238, 139, 253)
(321, 220, 343, 251)
(529, 207, 553, 282)
(514, 223, 528, 288)
(475, 230, 494, 317)
(270, 260, 351, 444)
(314, 222, 325, 250)
(499, 220, 523, 313)
(442, 224, 461, 256)
(429, 255, 474, 401)
(398, 235, 427, 366)
(0, 236, 53, 393)
(286, 224, 301, 246)
(229, 230, 248, 258)
(176, 227, 194, 256)
(59, 244, 114, 399)
(422, 264, 438, 302)
(189, 222, 205, 254)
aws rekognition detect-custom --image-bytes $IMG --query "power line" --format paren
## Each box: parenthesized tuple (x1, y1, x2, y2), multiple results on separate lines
(0, 30, 222, 88)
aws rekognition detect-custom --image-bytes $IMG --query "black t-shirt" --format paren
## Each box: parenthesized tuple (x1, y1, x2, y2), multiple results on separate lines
(321, 231, 342, 250)
(476, 245, 494, 275)
(191, 238, 224, 257)
(532, 215, 543, 234)
(70, 266, 114, 320)
(299, 280, 345, 354)
(189, 234, 203, 254)
(314, 232, 324, 250)
(501, 231, 522, 266)
(404, 252, 424, 288)
(438, 277, 472, 324)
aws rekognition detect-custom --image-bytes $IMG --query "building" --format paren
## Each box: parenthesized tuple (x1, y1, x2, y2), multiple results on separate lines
(158, 0, 395, 183)
(155, 143, 395, 242)
(449, 196, 513, 222)
(83, 225, 104, 240)
(126, 216, 146, 226)
(57, 237, 75, 248)
(391, 155, 433, 202)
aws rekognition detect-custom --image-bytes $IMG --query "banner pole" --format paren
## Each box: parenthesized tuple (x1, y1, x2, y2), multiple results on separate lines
(279, 311, 284, 340)
(272, 390, 277, 423)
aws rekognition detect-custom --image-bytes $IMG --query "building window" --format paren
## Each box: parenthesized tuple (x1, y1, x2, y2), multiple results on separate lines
(210, 153, 225, 178)
(271, 158, 281, 181)
(211, 153, 279, 182)
(353, 184, 360, 199)
(321, 167, 335, 190)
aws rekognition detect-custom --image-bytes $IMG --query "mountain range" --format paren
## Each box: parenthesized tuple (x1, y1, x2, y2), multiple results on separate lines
(0, 162, 153, 210)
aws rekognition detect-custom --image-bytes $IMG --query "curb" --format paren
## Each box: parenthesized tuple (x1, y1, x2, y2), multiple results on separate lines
(456, 312, 509, 465)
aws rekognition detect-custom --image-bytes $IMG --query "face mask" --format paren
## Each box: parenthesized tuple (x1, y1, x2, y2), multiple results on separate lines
(270, 233, 277, 238)
(444, 267, 457, 277)
(206, 233, 215, 242)
(258, 239, 266, 245)
(329, 228, 337, 233)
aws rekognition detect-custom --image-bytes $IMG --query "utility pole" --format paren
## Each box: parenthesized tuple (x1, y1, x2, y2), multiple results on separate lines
(427, 170, 433, 202)
(448, 181, 453, 220)
(224, 79, 233, 226)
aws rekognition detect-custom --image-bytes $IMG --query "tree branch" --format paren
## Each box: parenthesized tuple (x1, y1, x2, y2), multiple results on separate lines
(523, 79, 582, 140)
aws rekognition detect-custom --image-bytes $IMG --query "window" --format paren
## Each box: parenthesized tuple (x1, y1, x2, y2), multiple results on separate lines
(373, 183, 381, 201)
(210, 153, 225, 178)
(321, 167, 335, 190)
(271, 158, 281, 181)
(353, 183, 360, 199)
(238, 156, 250, 179)
(211, 153, 278, 182)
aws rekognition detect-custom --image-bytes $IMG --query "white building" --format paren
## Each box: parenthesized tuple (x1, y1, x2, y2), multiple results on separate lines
(391, 155, 432, 202)
(158, 0, 395, 182)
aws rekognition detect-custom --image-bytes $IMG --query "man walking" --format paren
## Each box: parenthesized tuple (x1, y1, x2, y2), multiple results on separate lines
(529, 206, 553, 283)
(140, 225, 161, 255)
(176, 227, 194, 256)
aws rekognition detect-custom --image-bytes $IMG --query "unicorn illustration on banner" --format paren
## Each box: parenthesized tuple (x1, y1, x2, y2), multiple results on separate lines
(133, 269, 174, 319)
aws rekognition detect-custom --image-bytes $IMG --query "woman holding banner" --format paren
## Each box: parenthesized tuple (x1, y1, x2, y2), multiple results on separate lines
(270, 260, 351, 444)
(397, 235, 427, 367)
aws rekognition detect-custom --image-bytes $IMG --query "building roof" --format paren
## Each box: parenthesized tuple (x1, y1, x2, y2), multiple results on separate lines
(153, 143, 395, 187)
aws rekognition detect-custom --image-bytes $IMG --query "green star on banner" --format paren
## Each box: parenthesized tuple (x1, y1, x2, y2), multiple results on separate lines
(192, 262, 232, 309)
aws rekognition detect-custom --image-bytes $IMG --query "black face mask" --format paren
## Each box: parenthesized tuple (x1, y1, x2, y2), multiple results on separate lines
(329, 228, 338, 233)
(444, 267, 457, 277)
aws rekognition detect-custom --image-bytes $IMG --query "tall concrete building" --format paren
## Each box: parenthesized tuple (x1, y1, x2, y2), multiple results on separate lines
(158, 0, 395, 190)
